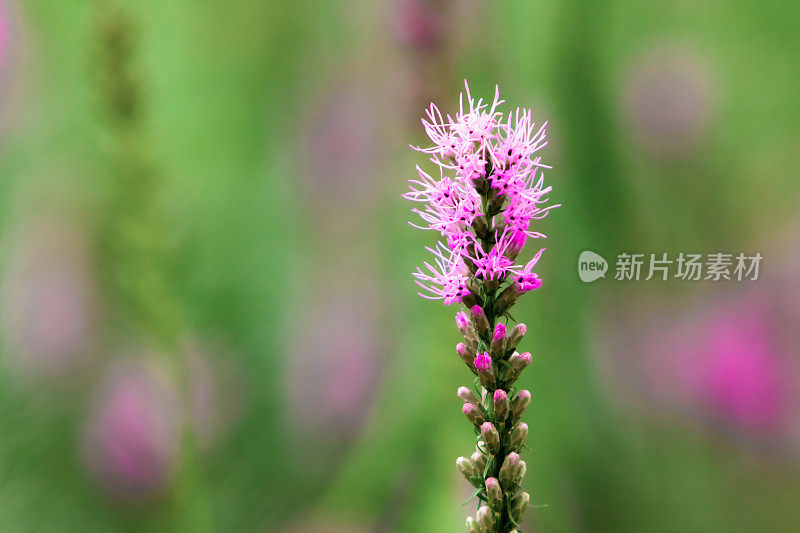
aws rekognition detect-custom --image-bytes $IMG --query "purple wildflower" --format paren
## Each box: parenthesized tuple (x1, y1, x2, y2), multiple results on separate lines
(407, 81, 556, 530)
(404, 81, 557, 303)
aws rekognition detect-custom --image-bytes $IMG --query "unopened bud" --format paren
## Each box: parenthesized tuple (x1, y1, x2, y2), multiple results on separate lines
(474, 352, 496, 390)
(483, 277, 499, 293)
(508, 351, 532, 374)
(456, 456, 480, 486)
(462, 403, 485, 428)
(457, 343, 478, 374)
(480, 422, 500, 455)
(462, 292, 478, 309)
(510, 390, 531, 424)
(493, 389, 509, 422)
(458, 386, 479, 405)
(507, 353, 531, 384)
(489, 323, 507, 359)
(494, 282, 523, 316)
(509, 490, 530, 523)
(455, 311, 470, 335)
(472, 214, 489, 239)
(499, 452, 521, 488)
(485, 477, 503, 511)
(471, 450, 487, 474)
(516, 460, 527, 484)
(457, 310, 479, 348)
(465, 517, 481, 533)
(470, 305, 491, 338)
(509, 422, 529, 452)
(476, 505, 496, 531)
(473, 173, 489, 195)
(507, 323, 527, 351)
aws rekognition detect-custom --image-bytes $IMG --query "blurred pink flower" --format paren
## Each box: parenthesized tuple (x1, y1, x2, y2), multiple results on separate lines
(300, 85, 378, 207)
(695, 301, 786, 432)
(0, 3, 6, 60)
(82, 358, 180, 500)
(0, 217, 98, 378)
(600, 288, 796, 443)
(285, 287, 381, 443)
(623, 47, 714, 156)
(391, 0, 444, 51)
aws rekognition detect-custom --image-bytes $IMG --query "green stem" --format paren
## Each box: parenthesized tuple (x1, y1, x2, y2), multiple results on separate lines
(475, 184, 515, 533)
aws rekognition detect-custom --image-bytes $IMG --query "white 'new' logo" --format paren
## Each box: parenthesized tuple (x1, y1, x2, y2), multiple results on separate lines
(578, 251, 607, 282)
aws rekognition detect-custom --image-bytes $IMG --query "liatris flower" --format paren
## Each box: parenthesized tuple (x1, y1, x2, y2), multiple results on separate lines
(405, 81, 557, 531)
(82, 359, 180, 500)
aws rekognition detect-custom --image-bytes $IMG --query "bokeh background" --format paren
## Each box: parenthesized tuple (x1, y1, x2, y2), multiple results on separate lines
(0, 1, 799, 531)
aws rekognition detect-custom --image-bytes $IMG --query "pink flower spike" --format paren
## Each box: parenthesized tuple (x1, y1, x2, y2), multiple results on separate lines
(397, 79, 559, 526)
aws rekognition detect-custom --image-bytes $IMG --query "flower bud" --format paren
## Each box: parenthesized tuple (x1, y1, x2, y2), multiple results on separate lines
(462, 403, 485, 428)
(508, 351, 532, 374)
(476, 505, 496, 531)
(489, 323, 507, 360)
(455, 311, 470, 335)
(470, 305, 491, 338)
(510, 389, 531, 424)
(507, 323, 526, 351)
(483, 277, 499, 293)
(509, 490, 530, 523)
(473, 173, 489, 195)
(465, 517, 481, 533)
(473, 352, 496, 390)
(457, 311, 479, 348)
(499, 452, 520, 488)
(461, 292, 479, 310)
(457, 386, 479, 405)
(472, 214, 489, 239)
(471, 450, 487, 474)
(516, 460, 527, 485)
(493, 389, 509, 422)
(456, 456, 480, 485)
(494, 282, 523, 316)
(509, 422, 528, 452)
(485, 477, 503, 511)
(457, 343, 478, 374)
(480, 422, 500, 455)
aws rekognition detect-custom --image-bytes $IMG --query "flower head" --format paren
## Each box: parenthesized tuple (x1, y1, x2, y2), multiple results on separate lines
(406, 81, 557, 305)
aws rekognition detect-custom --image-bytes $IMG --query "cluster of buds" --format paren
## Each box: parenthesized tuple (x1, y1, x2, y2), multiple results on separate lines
(406, 81, 555, 531)
(456, 313, 532, 531)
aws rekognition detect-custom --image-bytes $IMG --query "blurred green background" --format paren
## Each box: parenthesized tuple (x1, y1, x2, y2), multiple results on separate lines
(1, 1, 799, 531)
